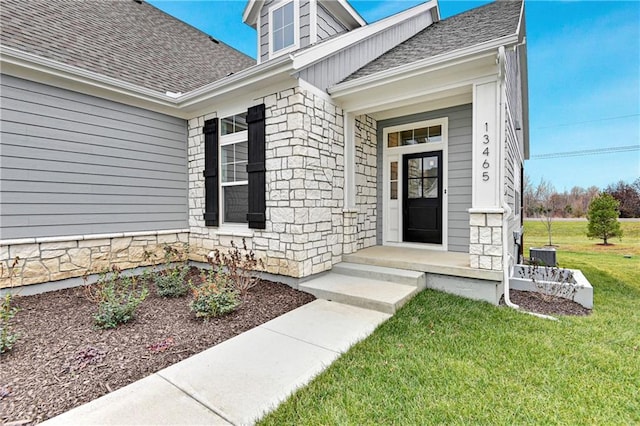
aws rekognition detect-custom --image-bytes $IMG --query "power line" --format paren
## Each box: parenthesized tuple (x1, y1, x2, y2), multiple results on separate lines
(535, 113, 640, 130)
(530, 145, 640, 160)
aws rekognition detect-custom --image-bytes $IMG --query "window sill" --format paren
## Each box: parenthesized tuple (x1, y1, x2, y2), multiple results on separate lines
(214, 226, 254, 238)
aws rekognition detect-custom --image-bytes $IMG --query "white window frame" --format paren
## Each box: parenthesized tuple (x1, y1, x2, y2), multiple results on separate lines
(268, 0, 299, 59)
(382, 117, 449, 251)
(219, 114, 249, 228)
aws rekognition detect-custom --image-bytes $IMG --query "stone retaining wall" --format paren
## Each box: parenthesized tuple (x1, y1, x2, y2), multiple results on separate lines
(0, 231, 189, 289)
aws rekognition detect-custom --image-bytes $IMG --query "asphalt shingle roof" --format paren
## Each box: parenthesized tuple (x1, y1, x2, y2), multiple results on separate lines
(0, 0, 256, 93)
(344, 0, 522, 82)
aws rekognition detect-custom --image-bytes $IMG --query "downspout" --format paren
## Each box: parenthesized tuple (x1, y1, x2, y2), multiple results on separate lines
(498, 45, 519, 309)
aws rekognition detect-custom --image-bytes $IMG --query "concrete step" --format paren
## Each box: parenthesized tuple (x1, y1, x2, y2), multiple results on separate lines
(331, 262, 426, 289)
(299, 272, 420, 314)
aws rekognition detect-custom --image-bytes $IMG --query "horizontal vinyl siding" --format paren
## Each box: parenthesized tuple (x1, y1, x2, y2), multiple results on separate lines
(0, 74, 188, 240)
(377, 104, 472, 253)
(297, 11, 433, 91)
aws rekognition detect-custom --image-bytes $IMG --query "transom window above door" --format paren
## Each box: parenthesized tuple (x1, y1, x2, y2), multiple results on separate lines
(387, 125, 442, 147)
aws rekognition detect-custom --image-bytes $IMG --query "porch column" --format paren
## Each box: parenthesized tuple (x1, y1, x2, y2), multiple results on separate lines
(343, 112, 358, 255)
(469, 80, 504, 271)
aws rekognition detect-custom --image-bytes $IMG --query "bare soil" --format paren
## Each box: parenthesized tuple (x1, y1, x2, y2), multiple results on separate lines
(0, 272, 314, 424)
(506, 289, 592, 316)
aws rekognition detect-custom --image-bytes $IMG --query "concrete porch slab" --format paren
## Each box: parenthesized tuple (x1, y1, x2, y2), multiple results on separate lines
(344, 246, 502, 281)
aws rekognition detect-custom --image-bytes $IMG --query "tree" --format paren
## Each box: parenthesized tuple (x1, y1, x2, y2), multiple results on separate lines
(605, 178, 640, 218)
(586, 193, 623, 245)
(532, 178, 558, 246)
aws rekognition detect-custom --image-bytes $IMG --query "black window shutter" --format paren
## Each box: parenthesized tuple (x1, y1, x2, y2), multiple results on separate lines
(203, 118, 219, 226)
(246, 104, 266, 229)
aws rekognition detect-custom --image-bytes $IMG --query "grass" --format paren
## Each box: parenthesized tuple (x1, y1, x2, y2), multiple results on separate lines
(260, 220, 640, 425)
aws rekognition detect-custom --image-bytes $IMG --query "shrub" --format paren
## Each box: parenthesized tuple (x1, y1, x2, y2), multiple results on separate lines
(209, 239, 264, 296)
(0, 294, 19, 354)
(154, 245, 191, 298)
(85, 266, 149, 329)
(189, 268, 240, 318)
(587, 193, 623, 245)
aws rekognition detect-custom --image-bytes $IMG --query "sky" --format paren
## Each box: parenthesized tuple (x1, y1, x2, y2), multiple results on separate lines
(147, 0, 640, 192)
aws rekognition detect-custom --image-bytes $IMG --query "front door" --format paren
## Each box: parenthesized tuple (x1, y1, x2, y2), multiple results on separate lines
(402, 151, 443, 244)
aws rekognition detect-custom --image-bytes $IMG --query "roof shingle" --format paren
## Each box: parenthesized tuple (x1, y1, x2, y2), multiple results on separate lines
(344, 0, 522, 82)
(0, 0, 256, 93)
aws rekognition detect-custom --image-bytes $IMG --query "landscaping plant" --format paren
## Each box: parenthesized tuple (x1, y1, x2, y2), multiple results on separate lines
(85, 266, 149, 329)
(587, 193, 623, 245)
(154, 245, 191, 297)
(189, 267, 240, 318)
(209, 239, 264, 296)
(0, 293, 19, 353)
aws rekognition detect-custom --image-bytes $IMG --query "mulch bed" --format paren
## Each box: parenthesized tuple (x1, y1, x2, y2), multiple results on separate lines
(0, 272, 315, 424)
(505, 290, 592, 316)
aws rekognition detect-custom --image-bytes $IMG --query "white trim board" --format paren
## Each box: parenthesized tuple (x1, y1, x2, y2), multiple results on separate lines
(382, 117, 449, 251)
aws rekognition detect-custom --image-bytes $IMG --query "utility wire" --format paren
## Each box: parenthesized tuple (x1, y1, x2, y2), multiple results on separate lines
(535, 113, 640, 130)
(530, 145, 640, 160)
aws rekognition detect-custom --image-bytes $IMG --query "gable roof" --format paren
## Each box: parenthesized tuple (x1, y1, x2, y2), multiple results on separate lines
(0, 0, 255, 94)
(344, 0, 522, 82)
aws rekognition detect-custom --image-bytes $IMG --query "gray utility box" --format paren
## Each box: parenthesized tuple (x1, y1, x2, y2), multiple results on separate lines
(529, 247, 557, 267)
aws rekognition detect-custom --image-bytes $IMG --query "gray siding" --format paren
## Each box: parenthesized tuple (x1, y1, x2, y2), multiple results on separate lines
(317, 3, 347, 40)
(0, 75, 188, 240)
(259, 0, 312, 63)
(300, 0, 311, 48)
(376, 104, 472, 253)
(297, 11, 433, 91)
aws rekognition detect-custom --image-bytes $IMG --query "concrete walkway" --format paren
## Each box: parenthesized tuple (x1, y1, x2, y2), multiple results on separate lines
(44, 300, 390, 426)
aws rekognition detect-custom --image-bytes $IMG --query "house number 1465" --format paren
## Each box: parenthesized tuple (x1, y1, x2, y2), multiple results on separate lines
(482, 122, 490, 181)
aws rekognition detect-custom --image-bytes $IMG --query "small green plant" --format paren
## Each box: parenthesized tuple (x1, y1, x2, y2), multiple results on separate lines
(209, 239, 264, 296)
(154, 245, 191, 298)
(85, 266, 148, 329)
(189, 267, 240, 318)
(0, 293, 19, 354)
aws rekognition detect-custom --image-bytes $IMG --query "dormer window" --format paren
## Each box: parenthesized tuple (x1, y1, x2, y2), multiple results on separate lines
(269, 1, 298, 57)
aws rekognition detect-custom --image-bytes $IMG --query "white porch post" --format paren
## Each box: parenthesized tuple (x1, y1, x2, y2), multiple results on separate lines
(469, 80, 504, 271)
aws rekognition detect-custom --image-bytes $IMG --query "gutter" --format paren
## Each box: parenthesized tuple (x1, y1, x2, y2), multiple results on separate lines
(329, 33, 519, 97)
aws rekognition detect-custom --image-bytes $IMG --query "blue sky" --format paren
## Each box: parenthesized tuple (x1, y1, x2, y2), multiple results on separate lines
(148, 0, 640, 191)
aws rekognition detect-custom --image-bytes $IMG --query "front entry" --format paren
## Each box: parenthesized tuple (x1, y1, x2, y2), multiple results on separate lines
(402, 150, 442, 244)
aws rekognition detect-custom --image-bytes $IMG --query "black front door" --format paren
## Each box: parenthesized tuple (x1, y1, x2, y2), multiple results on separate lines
(402, 151, 443, 244)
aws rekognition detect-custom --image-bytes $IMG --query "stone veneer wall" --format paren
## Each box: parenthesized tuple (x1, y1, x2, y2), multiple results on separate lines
(352, 115, 377, 251)
(469, 212, 503, 271)
(0, 231, 189, 288)
(188, 85, 347, 278)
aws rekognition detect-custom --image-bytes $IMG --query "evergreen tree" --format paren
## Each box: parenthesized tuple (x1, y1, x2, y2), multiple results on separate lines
(586, 193, 623, 245)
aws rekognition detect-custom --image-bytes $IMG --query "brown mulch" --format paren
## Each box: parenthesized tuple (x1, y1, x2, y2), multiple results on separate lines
(505, 290, 592, 317)
(0, 273, 315, 424)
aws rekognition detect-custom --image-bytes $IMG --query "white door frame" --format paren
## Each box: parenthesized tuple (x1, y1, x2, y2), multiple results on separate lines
(382, 117, 449, 251)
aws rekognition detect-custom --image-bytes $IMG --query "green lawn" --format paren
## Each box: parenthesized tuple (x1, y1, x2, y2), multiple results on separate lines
(261, 221, 640, 425)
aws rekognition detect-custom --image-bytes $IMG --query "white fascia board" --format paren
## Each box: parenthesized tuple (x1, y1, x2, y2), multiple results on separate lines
(175, 55, 293, 109)
(0, 45, 180, 110)
(1, 44, 295, 119)
(291, 0, 438, 69)
(321, 0, 367, 28)
(243, 0, 263, 27)
(329, 34, 519, 98)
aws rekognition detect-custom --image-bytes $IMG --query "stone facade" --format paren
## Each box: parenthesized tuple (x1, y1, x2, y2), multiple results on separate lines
(353, 115, 378, 251)
(0, 231, 189, 288)
(187, 85, 349, 278)
(469, 212, 503, 271)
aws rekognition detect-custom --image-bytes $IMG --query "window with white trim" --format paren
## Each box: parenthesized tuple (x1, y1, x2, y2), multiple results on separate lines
(220, 113, 248, 224)
(271, 1, 296, 53)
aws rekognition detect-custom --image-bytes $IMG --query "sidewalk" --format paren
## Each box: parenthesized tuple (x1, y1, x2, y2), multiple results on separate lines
(43, 299, 390, 425)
